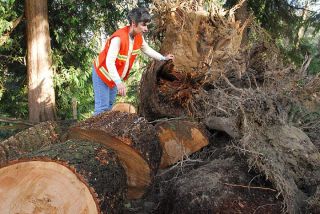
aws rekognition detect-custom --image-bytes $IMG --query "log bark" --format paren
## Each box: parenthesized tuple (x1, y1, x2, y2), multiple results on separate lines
(0, 121, 68, 164)
(157, 157, 282, 213)
(69, 111, 161, 199)
(112, 102, 136, 113)
(0, 140, 126, 214)
(155, 120, 209, 168)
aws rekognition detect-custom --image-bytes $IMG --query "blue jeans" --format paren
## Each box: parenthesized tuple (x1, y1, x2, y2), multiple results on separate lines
(92, 66, 117, 115)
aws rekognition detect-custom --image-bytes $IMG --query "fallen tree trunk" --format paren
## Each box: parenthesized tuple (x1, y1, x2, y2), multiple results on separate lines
(157, 157, 282, 213)
(0, 139, 126, 214)
(0, 121, 68, 164)
(155, 120, 209, 168)
(69, 111, 161, 199)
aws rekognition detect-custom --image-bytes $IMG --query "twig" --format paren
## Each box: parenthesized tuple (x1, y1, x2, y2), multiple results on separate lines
(157, 155, 204, 177)
(223, 182, 277, 192)
(229, 145, 264, 156)
(149, 116, 188, 124)
(248, 174, 261, 188)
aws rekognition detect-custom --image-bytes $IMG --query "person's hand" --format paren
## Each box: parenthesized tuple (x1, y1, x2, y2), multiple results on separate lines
(116, 82, 127, 96)
(164, 54, 174, 60)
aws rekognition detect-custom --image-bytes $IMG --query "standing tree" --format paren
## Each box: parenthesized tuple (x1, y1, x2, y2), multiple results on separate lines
(25, 0, 56, 122)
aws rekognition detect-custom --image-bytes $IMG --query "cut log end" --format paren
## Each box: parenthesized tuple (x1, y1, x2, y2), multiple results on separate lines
(0, 161, 98, 214)
(112, 103, 136, 113)
(155, 120, 209, 168)
(0, 139, 127, 213)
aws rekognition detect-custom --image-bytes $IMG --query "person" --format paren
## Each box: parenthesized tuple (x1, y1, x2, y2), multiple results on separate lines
(92, 7, 174, 115)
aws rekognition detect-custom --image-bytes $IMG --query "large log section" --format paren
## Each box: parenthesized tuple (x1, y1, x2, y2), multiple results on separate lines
(0, 140, 126, 214)
(69, 111, 161, 199)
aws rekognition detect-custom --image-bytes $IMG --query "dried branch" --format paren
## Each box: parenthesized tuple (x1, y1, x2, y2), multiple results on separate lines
(223, 182, 277, 192)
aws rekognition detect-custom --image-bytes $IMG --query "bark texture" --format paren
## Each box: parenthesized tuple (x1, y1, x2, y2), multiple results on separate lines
(25, 0, 56, 122)
(0, 121, 67, 165)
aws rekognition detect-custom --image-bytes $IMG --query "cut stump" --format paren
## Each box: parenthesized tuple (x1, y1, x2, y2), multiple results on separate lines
(155, 120, 209, 168)
(0, 140, 126, 214)
(69, 111, 161, 199)
(112, 102, 136, 113)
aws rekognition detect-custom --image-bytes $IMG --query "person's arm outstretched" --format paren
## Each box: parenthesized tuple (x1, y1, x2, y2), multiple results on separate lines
(141, 37, 174, 61)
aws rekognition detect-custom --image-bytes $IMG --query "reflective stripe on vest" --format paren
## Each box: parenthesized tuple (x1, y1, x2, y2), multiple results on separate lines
(132, 49, 140, 55)
(117, 54, 127, 61)
(95, 56, 112, 81)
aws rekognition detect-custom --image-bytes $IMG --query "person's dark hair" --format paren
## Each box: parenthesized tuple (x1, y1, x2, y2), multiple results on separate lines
(127, 7, 151, 25)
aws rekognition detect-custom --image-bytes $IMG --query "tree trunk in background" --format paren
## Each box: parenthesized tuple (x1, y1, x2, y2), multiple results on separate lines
(295, 0, 309, 48)
(25, 0, 56, 123)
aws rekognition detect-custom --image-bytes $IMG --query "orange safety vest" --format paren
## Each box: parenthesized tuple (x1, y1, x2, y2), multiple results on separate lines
(93, 26, 143, 88)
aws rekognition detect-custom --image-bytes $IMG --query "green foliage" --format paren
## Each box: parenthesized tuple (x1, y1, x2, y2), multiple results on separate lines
(0, 0, 26, 118)
(48, 0, 151, 119)
(52, 49, 94, 119)
(282, 32, 320, 74)
(48, 0, 128, 119)
(0, 0, 17, 36)
(225, 0, 320, 74)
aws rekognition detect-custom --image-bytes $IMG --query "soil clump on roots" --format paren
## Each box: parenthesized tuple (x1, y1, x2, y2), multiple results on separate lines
(138, 0, 320, 213)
